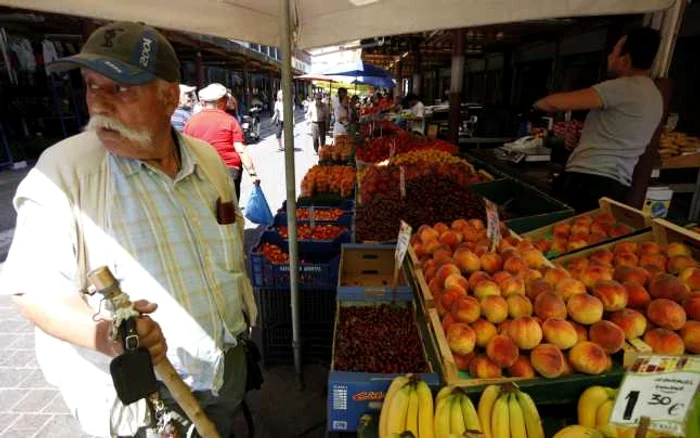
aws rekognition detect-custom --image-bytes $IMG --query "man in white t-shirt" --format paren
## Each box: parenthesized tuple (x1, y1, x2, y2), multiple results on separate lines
(406, 93, 425, 134)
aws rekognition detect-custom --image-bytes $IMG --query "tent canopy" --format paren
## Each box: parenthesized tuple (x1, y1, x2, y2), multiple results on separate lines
(322, 60, 393, 78)
(2, 0, 673, 49)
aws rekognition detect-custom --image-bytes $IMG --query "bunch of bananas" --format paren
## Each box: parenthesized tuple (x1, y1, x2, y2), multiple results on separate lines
(476, 385, 544, 438)
(379, 374, 434, 438)
(433, 385, 481, 437)
(577, 386, 618, 431)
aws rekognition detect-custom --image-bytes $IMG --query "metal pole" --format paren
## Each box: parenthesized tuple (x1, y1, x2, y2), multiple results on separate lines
(279, 0, 303, 389)
(448, 29, 465, 145)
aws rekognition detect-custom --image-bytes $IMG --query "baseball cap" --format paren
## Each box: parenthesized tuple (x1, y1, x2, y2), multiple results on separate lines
(49, 21, 180, 85)
(198, 83, 228, 102)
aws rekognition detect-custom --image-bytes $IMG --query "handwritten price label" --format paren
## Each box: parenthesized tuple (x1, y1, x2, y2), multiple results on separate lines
(485, 200, 501, 251)
(610, 355, 700, 436)
(392, 220, 413, 291)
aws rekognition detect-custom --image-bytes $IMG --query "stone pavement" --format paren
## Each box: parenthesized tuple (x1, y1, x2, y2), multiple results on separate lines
(0, 109, 330, 438)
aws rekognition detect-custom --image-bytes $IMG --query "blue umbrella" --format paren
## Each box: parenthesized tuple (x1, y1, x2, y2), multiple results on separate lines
(352, 76, 396, 88)
(322, 60, 393, 78)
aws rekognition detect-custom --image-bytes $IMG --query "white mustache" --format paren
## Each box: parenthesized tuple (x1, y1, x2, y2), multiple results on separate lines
(85, 115, 152, 147)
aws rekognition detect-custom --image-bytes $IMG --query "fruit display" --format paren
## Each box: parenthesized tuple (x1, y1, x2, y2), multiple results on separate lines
(378, 374, 434, 438)
(559, 240, 700, 354)
(300, 165, 355, 198)
(357, 132, 458, 164)
(433, 385, 482, 437)
(359, 120, 402, 138)
(525, 211, 636, 257)
(256, 242, 289, 264)
(355, 175, 489, 242)
(577, 386, 618, 431)
(333, 304, 430, 373)
(295, 207, 346, 221)
(276, 224, 346, 241)
(319, 135, 354, 163)
(392, 150, 469, 167)
(659, 131, 700, 159)
(476, 384, 545, 438)
(552, 120, 584, 148)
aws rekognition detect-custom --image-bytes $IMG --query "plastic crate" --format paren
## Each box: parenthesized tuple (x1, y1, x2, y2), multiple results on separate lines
(267, 227, 351, 254)
(254, 322, 334, 366)
(255, 287, 337, 328)
(248, 231, 341, 289)
(272, 209, 354, 227)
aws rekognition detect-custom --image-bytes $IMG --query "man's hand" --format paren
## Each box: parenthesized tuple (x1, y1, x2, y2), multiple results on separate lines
(132, 300, 167, 365)
(252, 177, 261, 185)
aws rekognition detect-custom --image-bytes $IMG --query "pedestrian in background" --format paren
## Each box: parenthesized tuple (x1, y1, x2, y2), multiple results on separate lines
(273, 89, 285, 151)
(306, 92, 329, 154)
(170, 84, 196, 131)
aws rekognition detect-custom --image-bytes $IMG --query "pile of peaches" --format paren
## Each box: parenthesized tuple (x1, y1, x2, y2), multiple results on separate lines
(411, 218, 699, 383)
(531, 212, 635, 257)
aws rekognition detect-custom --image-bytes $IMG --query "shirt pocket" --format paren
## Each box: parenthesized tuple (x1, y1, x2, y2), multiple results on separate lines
(215, 221, 246, 274)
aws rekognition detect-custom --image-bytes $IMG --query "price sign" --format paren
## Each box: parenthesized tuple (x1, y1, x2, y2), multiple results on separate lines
(392, 220, 413, 290)
(485, 200, 502, 251)
(609, 355, 700, 437)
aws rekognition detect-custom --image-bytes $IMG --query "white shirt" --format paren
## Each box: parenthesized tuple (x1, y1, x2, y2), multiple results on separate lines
(410, 101, 425, 118)
(274, 100, 284, 122)
(334, 105, 348, 137)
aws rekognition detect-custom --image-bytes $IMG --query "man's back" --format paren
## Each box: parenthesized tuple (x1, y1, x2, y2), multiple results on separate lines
(184, 108, 243, 168)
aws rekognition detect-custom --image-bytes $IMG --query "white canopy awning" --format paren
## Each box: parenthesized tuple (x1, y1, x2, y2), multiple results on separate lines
(2, 0, 674, 49)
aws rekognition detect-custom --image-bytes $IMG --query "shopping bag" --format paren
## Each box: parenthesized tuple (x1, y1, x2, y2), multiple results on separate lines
(244, 184, 274, 225)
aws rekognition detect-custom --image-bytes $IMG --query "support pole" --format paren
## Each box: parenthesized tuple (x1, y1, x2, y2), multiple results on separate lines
(448, 29, 465, 146)
(412, 49, 422, 96)
(279, 0, 303, 389)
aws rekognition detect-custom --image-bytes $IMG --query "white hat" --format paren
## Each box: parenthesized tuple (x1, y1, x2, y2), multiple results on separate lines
(179, 84, 196, 94)
(198, 83, 228, 102)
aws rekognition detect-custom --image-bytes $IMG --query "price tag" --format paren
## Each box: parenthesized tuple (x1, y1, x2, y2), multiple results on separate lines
(393, 220, 412, 290)
(485, 200, 501, 251)
(609, 355, 700, 437)
(399, 166, 406, 199)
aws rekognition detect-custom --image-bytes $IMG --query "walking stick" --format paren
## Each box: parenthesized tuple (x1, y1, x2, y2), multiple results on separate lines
(87, 266, 221, 438)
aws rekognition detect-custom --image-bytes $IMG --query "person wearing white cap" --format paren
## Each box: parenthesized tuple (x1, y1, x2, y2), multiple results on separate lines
(185, 82, 260, 199)
(170, 84, 196, 132)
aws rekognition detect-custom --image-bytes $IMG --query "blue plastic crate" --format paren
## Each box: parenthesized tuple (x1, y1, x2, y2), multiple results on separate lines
(248, 231, 341, 289)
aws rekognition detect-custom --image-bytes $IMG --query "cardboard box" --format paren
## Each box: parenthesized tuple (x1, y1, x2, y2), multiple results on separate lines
(337, 244, 412, 301)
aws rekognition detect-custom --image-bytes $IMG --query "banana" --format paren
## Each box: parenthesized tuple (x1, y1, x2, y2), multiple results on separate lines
(595, 399, 614, 427)
(578, 386, 614, 428)
(406, 385, 420, 438)
(450, 396, 466, 436)
(553, 425, 605, 438)
(460, 394, 481, 433)
(517, 391, 545, 438)
(597, 424, 619, 438)
(508, 394, 527, 438)
(478, 385, 501, 438)
(490, 394, 510, 438)
(380, 376, 410, 438)
(434, 394, 452, 438)
(436, 385, 454, 405)
(416, 380, 435, 438)
(387, 385, 412, 435)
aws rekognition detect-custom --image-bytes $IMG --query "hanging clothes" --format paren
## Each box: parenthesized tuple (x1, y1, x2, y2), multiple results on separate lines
(0, 28, 17, 85)
(42, 40, 59, 75)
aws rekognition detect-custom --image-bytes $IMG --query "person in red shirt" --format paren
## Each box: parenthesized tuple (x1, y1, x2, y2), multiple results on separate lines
(184, 83, 260, 200)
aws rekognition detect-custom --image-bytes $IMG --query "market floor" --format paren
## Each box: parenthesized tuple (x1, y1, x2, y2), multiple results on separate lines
(0, 109, 333, 438)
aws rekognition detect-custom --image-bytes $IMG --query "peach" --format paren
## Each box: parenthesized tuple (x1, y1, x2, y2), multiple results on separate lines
(522, 249, 547, 270)
(433, 244, 453, 261)
(507, 295, 534, 318)
(544, 267, 571, 286)
(468, 271, 492, 291)
(468, 219, 485, 230)
(498, 319, 513, 335)
(516, 240, 535, 252)
(567, 257, 590, 271)
(520, 268, 544, 284)
(506, 316, 543, 350)
(650, 274, 690, 302)
(507, 355, 536, 378)
(446, 323, 477, 355)
(504, 257, 527, 275)
(570, 321, 588, 343)
(555, 278, 587, 301)
(530, 343, 565, 378)
(667, 255, 698, 275)
(542, 318, 578, 350)
(640, 254, 667, 272)
(526, 278, 554, 301)
(461, 226, 481, 242)
(481, 295, 509, 324)
(614, 252, 639, 267)
(568, 341, 609, 375)
(486, 334, 520, 368)
(624, 281, 651, 310)
(580, 265, 614, 290)
(590, 222, 610, 236)
(609, 309, 647, 340)
(592, 280, 628, 311)
(436, 263, 461, 286)
(428, 277, 443, 298)
(439, 229, 463, 250)
(613, 265, 650, 286)
(589, 320, 626, 354)
(683, 292, 700, 320)
(451, 296, 481, 324)
(469, 354, 502, 379)
(679, 267, 700, 291)
(436, 298, 447, 318)
(571, 223, 591, 236)
(433, 222, 450, 234)
(453, 249, 482, 275)
(560, 356, 575, 377)
(567, 294, 604, 325)
(441, 285, 467, 309)
(643, 328, 685, 355)
(474, 243, 490, 257)
(567, 239, 589, 251)
(666, 242, 692, 258)
(552, 223, 572, 238)
(639, 241, 662, 255)
(471, 319, 498, 348)
(422, 239, 441, 256)
(588, 233, 608, 245)
(613, 241, 639, 255)
(442, 313, 456, 333)
(451, 219, 470, 230)
(444, 274, 470, 292)
(480, 252, 503, 274)
(535, 238, 552, 253)
(679, 321, 700, 354)
(492, 271, 512, 287)
(551, 237, 568, 254)
(453, 352, 476, 371)
(610, 224, 633, 237)
(473, 280, 502, 301)
(590, 249, 615, 267)
(575, 215, 594, 226)
(534, 292, 567, 320)
(646, 298, 687, 330)
(594, 212, 615, 226)
(501, 276, 526, 297)
(418, 225, 440, 243)
(500, 247, 520, 262)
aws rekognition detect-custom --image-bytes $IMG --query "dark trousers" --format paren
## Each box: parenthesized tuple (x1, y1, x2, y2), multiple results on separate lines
(228, 167, 242, 202)
(552, 171, 630, 213)
(310, 121, 327, 152)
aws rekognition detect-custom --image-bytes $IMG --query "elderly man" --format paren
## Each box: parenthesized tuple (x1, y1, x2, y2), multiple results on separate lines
(305, 93, 329, 154)
(185, 83, 260, 200)
(0, 21, 257, 438)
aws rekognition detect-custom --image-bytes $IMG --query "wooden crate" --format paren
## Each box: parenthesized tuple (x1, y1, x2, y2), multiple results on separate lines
(522, 197, 652, 259)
